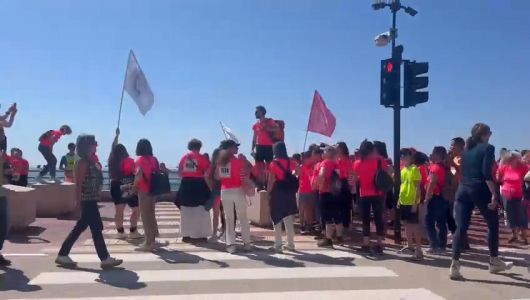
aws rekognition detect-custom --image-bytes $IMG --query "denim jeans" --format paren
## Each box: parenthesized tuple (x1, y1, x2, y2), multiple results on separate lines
(360, 196, 385, 237)
(425, 195, 448, 250)
(452, 183, 499, 260)
(38, 144, 57, 178)
(58, 201, 109, 261)
(0, 197, 7, 251)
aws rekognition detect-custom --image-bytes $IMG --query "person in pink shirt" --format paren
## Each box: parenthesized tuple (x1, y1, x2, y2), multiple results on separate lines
(216, 139, 252, 254)
(36, 125, 72, 183)
(177, 139, 211, 243)
(251, 106, 279, 189)
(497, 151, 528, 244)
(298, 151, 316, 235)
(134, 139, 163, 252)
(9, 148, 29, 187)
(352, 140, 390, 255)
(336, 142, 354, 230)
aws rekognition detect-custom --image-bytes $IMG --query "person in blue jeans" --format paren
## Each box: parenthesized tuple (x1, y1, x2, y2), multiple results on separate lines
(424, 146, 449, 255)
(450, 123, 513, 280)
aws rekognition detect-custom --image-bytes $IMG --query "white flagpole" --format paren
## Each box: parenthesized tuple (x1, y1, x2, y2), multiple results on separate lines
(117, 50, 132, 130)
(303, 90, 316, 151)
(219, 121, 229, 139)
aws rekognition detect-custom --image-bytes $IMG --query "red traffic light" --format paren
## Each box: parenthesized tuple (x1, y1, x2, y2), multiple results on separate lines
(386, 61, 394, 73)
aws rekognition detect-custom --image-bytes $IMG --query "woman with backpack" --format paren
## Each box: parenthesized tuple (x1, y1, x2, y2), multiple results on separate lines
(55, 134, 122, 269)
(450, 123, 513, 280)
(134, 139, 162, 252)
(352, 140, 391, 255)
(267, 141, 298, 252)
(316, 146, 344, 248)
(424, 146, 449, 255)
(36, 125, 72, 183)
(108, 128, 140, 240)
(336, 142, 354, 231)
(176, 139, 211, 243)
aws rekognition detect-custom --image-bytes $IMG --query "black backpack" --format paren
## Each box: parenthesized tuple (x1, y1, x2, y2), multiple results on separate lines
(329, 170, 343, 196)
(274, 159, 299, 193)
(39, 130, 53, 142)
(144, 157, 170, 196)
(374, 159, 393, 193)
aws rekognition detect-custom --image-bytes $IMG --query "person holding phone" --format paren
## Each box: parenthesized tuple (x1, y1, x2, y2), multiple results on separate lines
(0, 103, 17, 154)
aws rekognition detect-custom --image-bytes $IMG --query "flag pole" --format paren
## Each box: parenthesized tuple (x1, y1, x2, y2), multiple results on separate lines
(117, 50, 131, 130)
(303, 90, 317, 151)
(219, 121, 229, 139)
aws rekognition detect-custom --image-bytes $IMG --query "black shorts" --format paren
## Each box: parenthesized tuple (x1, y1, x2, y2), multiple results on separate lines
(400, 205, 419, 224)
(110, 180, 139, 208)
(320, 193, 343, 225)
(503, 197, 528, 229)
(255, 145, 273, 163)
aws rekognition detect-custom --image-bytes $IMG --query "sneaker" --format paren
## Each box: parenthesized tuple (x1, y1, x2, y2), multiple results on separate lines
(208, 236, 218, 243)
(489, 257, 514, 274)
(135, 243, 154, 252)
(449, 260, 464, 280)
(128, 231, 143, 240)
(269, 246, 283, 253)
(0, 254, 12, 267)
(373, 245, 384, 255)
(226, 245, 237, 254)
(116, 232, 127, 240)
(317, 238, 333, 248)
(411, 249, 424, 261)
(283, 244, 296, 252)
(55, 256, 77, 268)
(398, 246, 414, 254)
(100, 257, 123, 269)
(243, 243, 253, 252)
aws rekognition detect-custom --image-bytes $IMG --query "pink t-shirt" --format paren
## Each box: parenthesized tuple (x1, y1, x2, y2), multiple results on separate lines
(135, 155, 158, 193)
(298, 162, 314, 194)
(40, 130, 63, 148)
(269, 159, 297, 181)
(337, 157, 352, 180)
(252, 119, 276, 146)
(427, 163, 446, 196)
(179, 151, 210, 178)
(219, 157, 245, 190)
(353, 156, 388, 197)
(498, 164, 528, 199)
(319, 159, 337, 194)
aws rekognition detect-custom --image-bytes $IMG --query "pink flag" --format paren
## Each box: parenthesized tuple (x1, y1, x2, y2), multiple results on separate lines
(307, 90, 336, 137)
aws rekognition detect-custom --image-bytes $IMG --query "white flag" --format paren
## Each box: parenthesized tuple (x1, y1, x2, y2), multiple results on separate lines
(220, 122, 240, 144)
(124, 50, 154, 116)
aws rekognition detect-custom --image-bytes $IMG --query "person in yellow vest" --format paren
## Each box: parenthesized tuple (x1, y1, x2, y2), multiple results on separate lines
(59, 143, 78, 183)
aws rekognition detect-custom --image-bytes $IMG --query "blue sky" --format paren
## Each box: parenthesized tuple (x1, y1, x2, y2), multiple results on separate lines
(0, 0, 528, 166)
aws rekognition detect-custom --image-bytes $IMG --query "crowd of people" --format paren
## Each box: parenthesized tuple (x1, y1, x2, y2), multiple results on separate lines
(0, 104, 529, 280)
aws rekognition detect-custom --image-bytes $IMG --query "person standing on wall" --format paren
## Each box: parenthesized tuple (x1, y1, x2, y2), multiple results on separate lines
(251, 106, 279, 190)
(36, 125, 72, 183)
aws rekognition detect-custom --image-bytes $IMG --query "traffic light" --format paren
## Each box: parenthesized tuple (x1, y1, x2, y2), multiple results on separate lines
(404, 61, 429, 107)
(380, 58, 400, 107)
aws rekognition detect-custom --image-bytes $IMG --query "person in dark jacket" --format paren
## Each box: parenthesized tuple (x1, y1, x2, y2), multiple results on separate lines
(450, 123, 513, 280)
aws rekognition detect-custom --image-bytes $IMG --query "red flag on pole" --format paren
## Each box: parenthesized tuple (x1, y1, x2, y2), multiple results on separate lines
(307, 90, 336, 137)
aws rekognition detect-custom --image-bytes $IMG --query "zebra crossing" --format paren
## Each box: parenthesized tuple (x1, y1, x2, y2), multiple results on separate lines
(7, 202, 447, 300)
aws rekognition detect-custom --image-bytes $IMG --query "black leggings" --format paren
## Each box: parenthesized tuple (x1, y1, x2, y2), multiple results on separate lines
(38, 144, 57, 178)
(0, 197, 7, 251)
(360, 196, 385, 237)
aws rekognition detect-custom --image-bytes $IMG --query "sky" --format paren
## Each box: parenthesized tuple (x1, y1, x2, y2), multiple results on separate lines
(0, 0, 529, 167)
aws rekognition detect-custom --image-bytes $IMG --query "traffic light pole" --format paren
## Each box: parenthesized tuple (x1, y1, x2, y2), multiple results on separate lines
(390, 6, 402, 244)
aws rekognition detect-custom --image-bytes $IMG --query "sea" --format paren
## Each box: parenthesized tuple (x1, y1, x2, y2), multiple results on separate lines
(27, 168, 181, 191)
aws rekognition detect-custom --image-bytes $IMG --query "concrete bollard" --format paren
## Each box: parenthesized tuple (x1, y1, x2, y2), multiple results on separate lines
(32, 182, 76, 218)
(3, 184, 37, 231)
(247, 190, 272, 228)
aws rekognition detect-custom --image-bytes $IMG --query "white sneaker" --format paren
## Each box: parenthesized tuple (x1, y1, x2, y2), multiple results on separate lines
(489, 257, 514, 274)
(226, 245, 237, 254)
(100, 257, 123, 269)
(135, 243, 154, 252)
(449, 260, 463, 280)
(128, 231, 143, 240)
(219, 233, 226, 243)
(283, 244, 296, 252)
(55, 256, 77, 267)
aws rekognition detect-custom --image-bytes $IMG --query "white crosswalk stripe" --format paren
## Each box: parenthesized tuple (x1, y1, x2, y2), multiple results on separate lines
(22, 203, 446, 300)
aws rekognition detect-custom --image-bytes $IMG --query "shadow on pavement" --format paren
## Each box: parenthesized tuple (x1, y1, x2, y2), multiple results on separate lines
(8, 226, 50, 245)
(154, 248, 229, 268)
(59, 265, 146, 290)
(0, 266, 42, 292)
